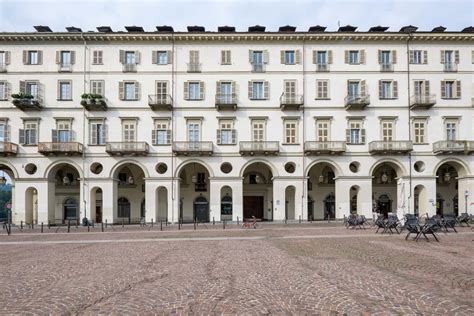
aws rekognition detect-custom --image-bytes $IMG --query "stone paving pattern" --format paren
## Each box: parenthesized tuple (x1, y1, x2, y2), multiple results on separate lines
(0, 224, 473, 314)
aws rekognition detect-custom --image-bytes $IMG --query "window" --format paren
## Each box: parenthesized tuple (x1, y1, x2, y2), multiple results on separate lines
(316, 120, 330, 142)
(0, 51, 10, 68)
(221, 50, 231, 65)
(55, 120, 72, 142)
(60, 51, 71, 65)
(284, 80, 297, 99)
(218, 120, 235, 145)
(411, 50, 423, 64)
(189, 50, 199, 64)
(122, 120, 136, 142)
(187, 121, 201, 142)
(316, 80, 329, 99)
(157, 51, 168, 65)
(380, 51, 391, 64)
(381, 120, 394, 141)
(89, 121, 106, 145)
(90, 80, 104, 96)
(58, 81, 72, 100)
(412, 120, 426, 144)
(445, 120, 457, 141)
(349, 50, 359, 64)
(347, 81, 360, 97)
(252, 51, 263, 64)
(92, 50, 103, 65)
(0, 52, 5, 65)
(379, 80, 397, 99)
(250, 50, 267, 72)
(414, 80, 429, 96)
(25, 81, 38, 99)
(0, 81, 7, 100)
(120, 81, 139, 100)
(0, 120, 8, 142)
(20, 121, 38, 145)
(154, 120, 170, 145)
(346, 120, 365, 144)
(188, 82, 201, 100)
(156, 81, 168, 102)
(250, 81, 269, 100)
(441, 80, 460, 99)
(28, 51, 39, 64)
(284, 120, 298, 144)
(317, 51, 327, 64)
(220, 82, 232, 100)
(124, 51, 135, 64)
(252, 120, 265, 141)
(284, 50, 295, 64)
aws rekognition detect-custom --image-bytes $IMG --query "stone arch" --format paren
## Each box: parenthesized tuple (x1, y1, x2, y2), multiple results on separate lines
(433, 158, 470, 177)
(44, 159, 83, 179)
(305, 159, 342, 177)
(109, 159, 150, 178)
(0, 161, 19, 179)
(239, 158, 279, 178)
(174, 159, 215, 178)
(369, 158, 407, 178)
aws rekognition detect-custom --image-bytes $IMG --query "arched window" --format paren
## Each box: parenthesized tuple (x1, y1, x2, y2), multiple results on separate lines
(64, 198, 77, 220)
(221, 195, 232, 216)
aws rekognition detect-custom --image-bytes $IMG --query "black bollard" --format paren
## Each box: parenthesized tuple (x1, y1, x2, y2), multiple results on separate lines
(105, 219, 108, 228)
(122, 218, 124, 228)
(165, 220, 168, 226)
(101, 221, 104, 232)
(213, 217, 215, 226)
(151, 219, 154, 228)
(299, 216, 301, 224)
(237, 216, 239, 226)
(21, 221, 23, 230)
(178, 219, 181, 230)
(223, 219, 226, 229)
(160, 220, 162, 231)
(87, 222, 90, 232)
(32, 222, 34, 230)
(194, 219, 196, 230)
(68, 220, 71, 233)
(195, 217, 198, 227)
(41, 222, 43, 233)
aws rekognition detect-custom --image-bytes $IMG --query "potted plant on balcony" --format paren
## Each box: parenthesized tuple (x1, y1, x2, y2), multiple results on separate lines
(11, 92, 36, 106)
(81, 93, 106, 107)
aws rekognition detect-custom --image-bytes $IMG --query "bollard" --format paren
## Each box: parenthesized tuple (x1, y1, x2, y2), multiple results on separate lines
(223, 219, 226, 229)
(41, 222, 43, 233)
(194, 219, 196, 230)
(213, 217, 215, 226)
(7, 223, 11, 236)
(178, 219, 181, 230)
(310, 215, 313, 223)
(75, 221, 78, 229)
(237, 216, 239, 226)
(299, 216, 301, 224)
(122, 218, 124, 228)
(21, 221, 23, 230)
(166, 220, 168, 226)
(68, 220, 71, 233)
(48, 220, 50, 229)
(87, 222, 90, 232)
(160, 220, 162, 231)
(284, 218, 287, 224)
(151, 219, 154, 228)
(101, 221, 104, 232)
(195, 217, 198, 227)
(105, 219, 108, 228)
(32, 222, 34, 230)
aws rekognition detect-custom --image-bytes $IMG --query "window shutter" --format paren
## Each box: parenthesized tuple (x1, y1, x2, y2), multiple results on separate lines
(216, 129, 221, 145)
(280, 50, 285, 64)
(441, 81, 446, 98)
(5, 82, 11, 99)
(232, 129, 236, 144)
(216, 81, 221, 97)
(37, 51, 43, 64)
(440, 50, 445, 63)
(167, 50, 173, 64)
(231, 81, 236, 94)
(263, 81, 269, 99)
(263, 50, 269, 63)
(152, 129, 156, 145)
(361, 129, 366, 144)
(5, 125, 10, 142)
(378, 50, 382, 64)
(30, 129, 37, 144)
(166, 130, 171, 144)
(57, 80, 61, 100)
(328, 50, 333, 64)
(454, 50, 459, 64)
(119, 81, 125, 100)
(346, 129, 351, 143)
(248, 81, 253, 99)
(71, 130, 76, 141)
(424, 80, 430, 95)
(378, 80, 383, 99)
(22, 51, 28, 64)
(184, 81, 189, 100)
(393, 81, 398, 99)
(455, 80, 461, 98)
(52, 129, 58, 142)
(90, 123, 97, 145)
(119, 50, 124, 64)
(19, 81, 26, 94)
(344, 50, 349, 64)
(248, 50, 253, 63)
(199, 81, 205, 100)
(102, 124, 108, 143)
(135, 51, 140, 64)
(359, 50, 365, 64)
(19, 129, 25, 144)
(134, 82, 140, 100)
(152, 51, 157, 64)
(220, 50, 225, 64)
(409, 50, 414, 64)
(312, 50, 316, 64)
(55, 51, 61, 64)
(391, 50, 397, 64)
(295, 50, 300, 64)
(423, 51, 428, 64)
(361, 80, 366, 96)
(70, 51, 76, 64)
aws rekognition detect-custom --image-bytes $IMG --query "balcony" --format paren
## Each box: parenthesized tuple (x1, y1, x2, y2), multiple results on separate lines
(58, 63, 72, 72)
(122, 63, 137, 72)
(280, 93, 303, 110)
(380, 63, 394, 72)
(0, 142, 18, 156)
(316, 63, 329, 72)
(38, 142, 83, 156)
(187, 63, 201, 73)
(172, 142, 213, 156)
(369, 141, 413, 155)
(443, 63, 457, 72)
(304, 141, 346, 155)
(11, 95, 42, 111)
(81, 94, 107, 111)
(251, 63, 265, 73)
(0, 63, 6, 73)
(239, 141, 279, 156)
(433, 140, 474, 155)
(410, 94, 436, 109)
(106, 142, 149, 156)
(344, 94, 370, 110)
(148, 94, 173, 111)
(215, 93, 237, 110)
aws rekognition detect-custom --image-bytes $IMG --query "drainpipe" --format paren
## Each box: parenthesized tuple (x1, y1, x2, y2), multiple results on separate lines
(80, 32, 88, 223)
(171, 32, 176, 223)
(301, 37, 306, 220)
(406, 32, 413, 215)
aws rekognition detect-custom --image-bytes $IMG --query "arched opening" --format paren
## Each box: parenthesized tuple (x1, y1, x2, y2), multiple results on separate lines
(155, 186, 168, 221)
(435, 162, 465, 216)
(307, 162, 337, 220)
(414, 185, 427, 217)
(285, 185, 296, 220)
(90, 187, 103, 224)
(242, 162, 273, 221)
(0, 164, 15, 223)
(25, 187, 38, 225)
(194, 196, 209, 222)
(372, 162, 401, 218)
(220, 186, 232, 221)
(350, 185, 360, 215)
(178, 162, 211, 222)
(113, 163, 146, 224)
(47, 163, 81, 224)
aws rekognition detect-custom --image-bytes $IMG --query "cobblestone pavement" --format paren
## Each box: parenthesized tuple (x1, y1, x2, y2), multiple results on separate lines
(0, 224, 473, 314)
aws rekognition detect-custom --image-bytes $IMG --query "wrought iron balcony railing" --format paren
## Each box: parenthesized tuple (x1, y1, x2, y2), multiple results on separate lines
(380, 63, 394, 72)
(58, 63, 72, 72)
(122, 63, 137, 72)
(187, 63, 201, 73)
(316, 63, 329, 72)
(12, 97, 43, 111)
(280, 93, 304, 110)
(344, 94, 370, 109)
(148, 94, 173, 110)
(443, 63, 457, 72)
(215, 93, 237, 110)
(410, 94, 436, 109)
(251, 63, 265, 73)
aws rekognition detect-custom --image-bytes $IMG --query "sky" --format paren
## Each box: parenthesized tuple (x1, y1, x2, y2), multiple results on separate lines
(0, 0, 473, 33)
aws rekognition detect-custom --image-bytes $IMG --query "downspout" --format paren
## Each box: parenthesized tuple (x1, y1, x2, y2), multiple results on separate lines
(171, 32, 176, 223)
(81, 32, 88, 222)
(301, 37, 306, 220)
(406, 32, 413, 215)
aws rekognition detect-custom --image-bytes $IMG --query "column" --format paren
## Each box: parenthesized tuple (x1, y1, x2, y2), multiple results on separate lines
(101, 180, 115, 224)
(209, 178, 221, 222)
(272, 178, 286, 221)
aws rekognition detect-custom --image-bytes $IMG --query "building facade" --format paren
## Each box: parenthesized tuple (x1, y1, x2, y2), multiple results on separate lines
(0, 25, 473, 225)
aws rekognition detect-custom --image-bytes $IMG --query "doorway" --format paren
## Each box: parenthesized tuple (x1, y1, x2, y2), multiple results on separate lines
(194, 196, 209, 222)
(324, 194, 335, 219)
(378, 194, 392, 218)
(63, 198, 78, 222)
(243, 196, 264, 219)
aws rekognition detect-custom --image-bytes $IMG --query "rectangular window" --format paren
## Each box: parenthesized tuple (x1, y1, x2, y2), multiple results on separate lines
(157, 51, 168, 65)
(0, 122, 7, 142)
(381, 120, 394, 141)
(92, 50, 103, 65)
(252, 51, 263, 64)
(252, 120, 265, 142)
(156, 81, 168, 101)
(0, 81, 6, 100)
(412, 50, 422, 64)
(28, 51, 39, 65)
(124, 82, 135, 100)
(155, 121, 169, 145)
(284, 50, 295, 64)
(188, 82, 200, 100)
(219, 120, 234, 145)
(220, 82, 232, 103)
(316, 80, 329, 99)
(252, 82, 264, 99)
(446, 121, 457, 141)
(413, 120, 426, 144)
(380, 51, 391, 64)
(380, 81, 392, 99)
(22, 121, 38, 145)
(443, 81, 454, 99)
(89, 121, 105, 145)
(90, 80, 104, 96)
(284, 120, 298, 144)
(122, 121, 136, 142)
(59, 81, 72, 100)
(316, 120, 330, 142)
(26, 82, 38, 98)
(0, 52, 5, 65)
(317, 51, 327, 64)
(348, 81, 360, 97)
(349, 50, 359, 64)
(124, 51, 135, 64)
(221, 50, 231, 64)
(56, 120, 71, 142)
(348, 121, 362, 144)
(61, 51, 71, 65)
(187, 122, 200, 142)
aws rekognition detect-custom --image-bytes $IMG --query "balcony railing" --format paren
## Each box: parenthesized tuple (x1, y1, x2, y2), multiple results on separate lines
(0, 63, 6, 73)
(304, 141, 346, 155)
(187, 63, 201, 73)
(251, 63, 265, 73)
(344, 94, 370, 109)
(369, 141, 413, 155)
(239, 141, 279, 156)
(148, 94, 173, 110)
(316, 63, 329, 72)
(172, 141, 213, 156)
(443, 63, 457, 72)
(58, 63, 72, 72)
(410, 94, 436, 109)
(12, 97, 43, 111)
(122, 63, 137, 72)
(106, 142, 149, 156)
(81, 97, 107, 111)
(380, 63, 394, 72)
(280, 93, 304, 110)
(433, 140, 474, 155)
(38, 142, 83, 156)
(0, 142, 18, 156)
(215, 93, 237, 110)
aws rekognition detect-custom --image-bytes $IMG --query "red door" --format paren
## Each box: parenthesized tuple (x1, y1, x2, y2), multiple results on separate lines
(243, 196, 264, 220)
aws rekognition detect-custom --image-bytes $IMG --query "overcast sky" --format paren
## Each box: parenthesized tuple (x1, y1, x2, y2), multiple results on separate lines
(0, 0, 472, 32)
